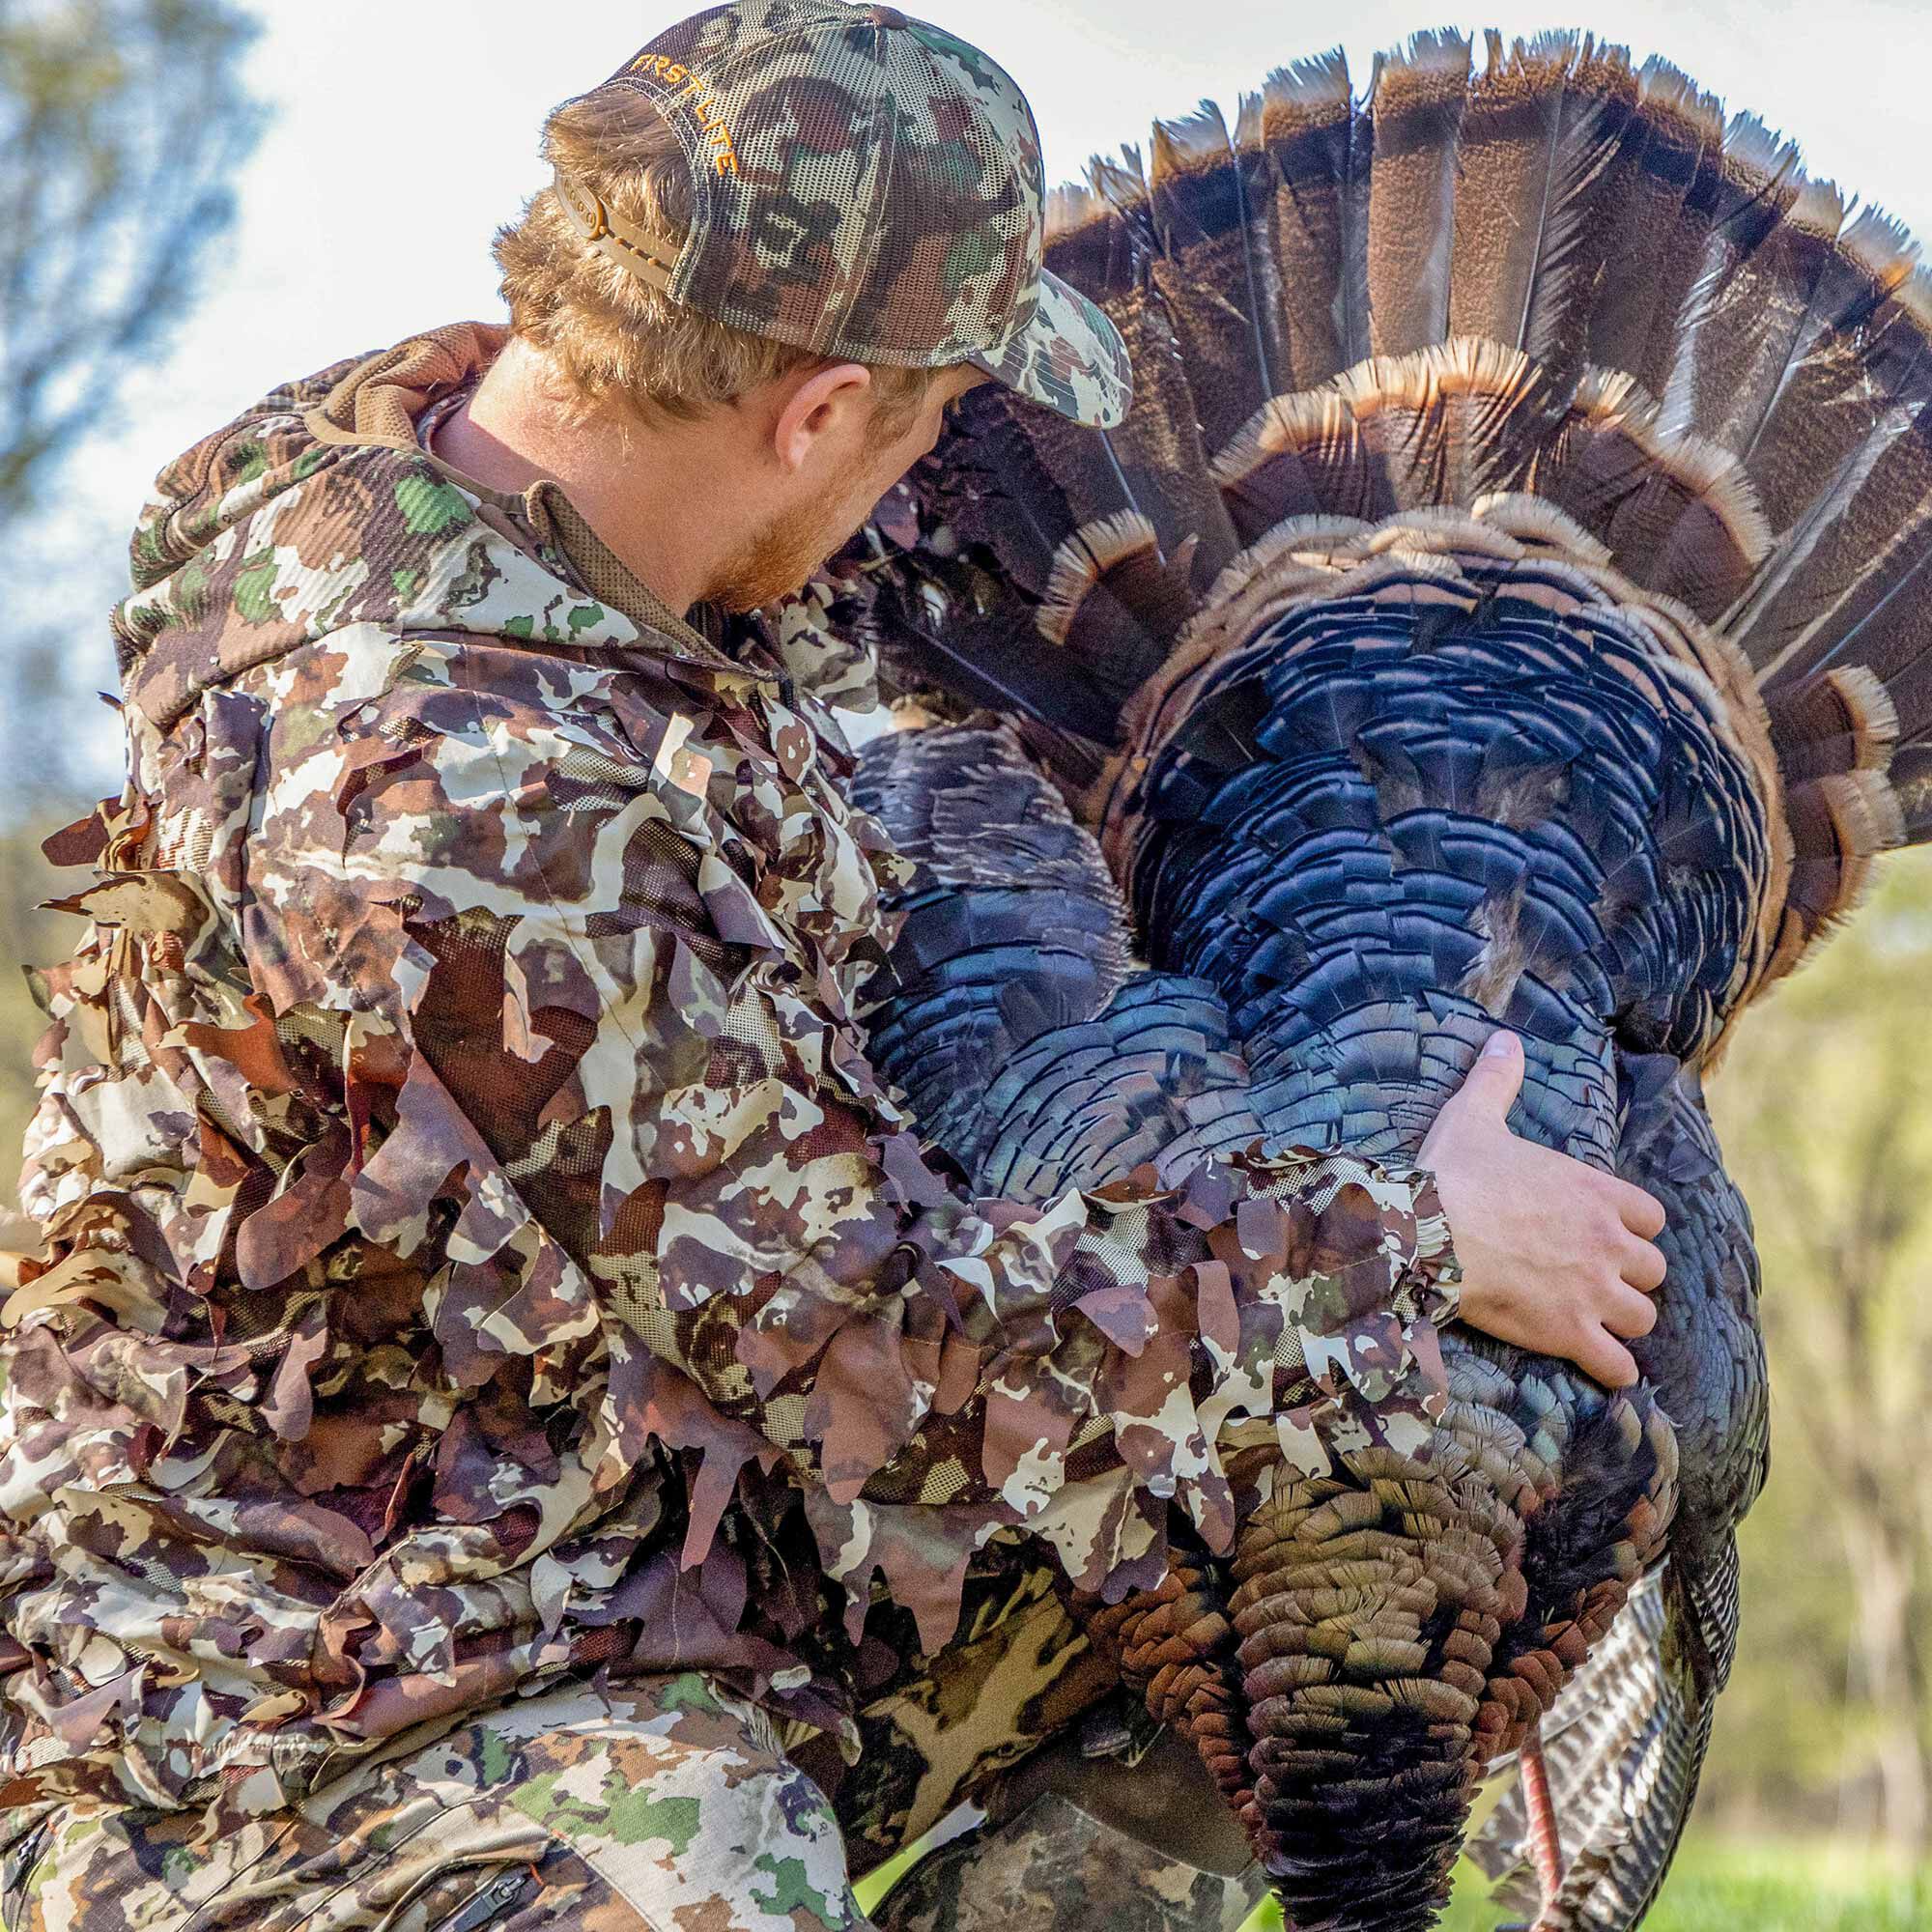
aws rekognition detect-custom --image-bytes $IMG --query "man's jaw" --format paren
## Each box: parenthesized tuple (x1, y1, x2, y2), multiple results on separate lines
(704, 503, 851, 614)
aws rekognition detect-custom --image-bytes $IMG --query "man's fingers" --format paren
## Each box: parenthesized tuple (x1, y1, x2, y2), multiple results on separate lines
(1620, 1238, 1666, 1293)
(1603, 1280, 1660, 1337)
(1612, 1179, 1666, 1240)
(1580, 1328, 1640, 1389)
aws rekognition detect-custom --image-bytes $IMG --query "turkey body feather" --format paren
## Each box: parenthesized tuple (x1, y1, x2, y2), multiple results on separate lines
(796, 26, 1932, 1932)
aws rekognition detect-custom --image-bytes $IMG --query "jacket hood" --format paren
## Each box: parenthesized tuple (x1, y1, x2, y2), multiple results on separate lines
(107, 323, 727, 740)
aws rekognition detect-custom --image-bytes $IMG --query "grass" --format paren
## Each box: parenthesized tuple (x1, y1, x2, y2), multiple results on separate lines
(863, 1835, 1932, 1931)
(1245, 1838, 1932, 1932)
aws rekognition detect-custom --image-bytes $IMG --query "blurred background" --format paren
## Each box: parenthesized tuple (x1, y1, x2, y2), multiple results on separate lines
(3, 2, 1929, 1924)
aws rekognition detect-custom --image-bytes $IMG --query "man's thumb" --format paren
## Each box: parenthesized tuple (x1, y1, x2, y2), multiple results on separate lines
(1455, 1029, 1524, 1117)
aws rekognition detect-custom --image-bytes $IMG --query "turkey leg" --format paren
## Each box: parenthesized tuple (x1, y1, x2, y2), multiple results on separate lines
(1519, 1721, 1567, 1926)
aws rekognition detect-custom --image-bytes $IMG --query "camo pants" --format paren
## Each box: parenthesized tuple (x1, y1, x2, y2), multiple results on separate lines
(0, 1673, 870, 1932)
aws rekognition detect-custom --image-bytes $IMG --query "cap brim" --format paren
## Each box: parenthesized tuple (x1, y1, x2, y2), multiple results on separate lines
(969, 267, 1131, 429)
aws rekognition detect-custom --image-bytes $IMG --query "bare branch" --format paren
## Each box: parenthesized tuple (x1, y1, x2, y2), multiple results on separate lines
(0, 0, 261, 534)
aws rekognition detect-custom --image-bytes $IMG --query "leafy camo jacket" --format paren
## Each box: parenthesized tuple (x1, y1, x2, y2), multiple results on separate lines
(0, 325, 1462, 1818)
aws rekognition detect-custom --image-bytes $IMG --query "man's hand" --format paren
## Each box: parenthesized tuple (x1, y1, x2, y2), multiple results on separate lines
(1418, 1030, 1666, 1387)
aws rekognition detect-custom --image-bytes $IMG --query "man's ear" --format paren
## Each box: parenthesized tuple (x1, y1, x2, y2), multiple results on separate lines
(772, 361, 873, 474)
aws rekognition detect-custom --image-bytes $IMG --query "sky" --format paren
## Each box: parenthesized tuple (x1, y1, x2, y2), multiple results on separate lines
(71, 0, 1932, 548)
(15, 0, 1932, 792)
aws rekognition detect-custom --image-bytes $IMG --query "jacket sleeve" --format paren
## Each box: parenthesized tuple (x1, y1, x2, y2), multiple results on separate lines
(242, 640, 1462, 1646)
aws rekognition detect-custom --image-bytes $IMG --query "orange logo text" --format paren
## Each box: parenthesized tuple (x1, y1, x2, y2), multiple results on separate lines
(630, 53, 741, 175)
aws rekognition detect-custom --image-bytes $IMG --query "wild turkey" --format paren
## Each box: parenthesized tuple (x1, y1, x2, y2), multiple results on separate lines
(794, 28, 1932, 1932)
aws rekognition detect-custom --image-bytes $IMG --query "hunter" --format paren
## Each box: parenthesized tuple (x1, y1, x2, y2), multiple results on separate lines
(0, 4, 1668, 1926)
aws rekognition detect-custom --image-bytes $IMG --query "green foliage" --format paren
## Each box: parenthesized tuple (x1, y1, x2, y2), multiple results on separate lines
(1463, 1840, 1932, 1931)
(0, 0, 262, 530)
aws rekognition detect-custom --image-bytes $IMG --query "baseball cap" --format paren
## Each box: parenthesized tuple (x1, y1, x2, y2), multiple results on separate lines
(549, 0, 1131, 428)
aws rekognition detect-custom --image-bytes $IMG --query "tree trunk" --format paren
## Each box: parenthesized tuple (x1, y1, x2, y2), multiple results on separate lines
(1841, 1507, 1930, 1858)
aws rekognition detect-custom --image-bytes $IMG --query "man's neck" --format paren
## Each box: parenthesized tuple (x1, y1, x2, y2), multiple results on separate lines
(427, 335, 747, 615)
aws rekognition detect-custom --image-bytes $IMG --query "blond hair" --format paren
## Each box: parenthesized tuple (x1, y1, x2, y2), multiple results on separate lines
(496, 89, 935, 444)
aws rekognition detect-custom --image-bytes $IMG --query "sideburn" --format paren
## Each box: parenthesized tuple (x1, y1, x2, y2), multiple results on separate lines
(705, 383, 933, 612)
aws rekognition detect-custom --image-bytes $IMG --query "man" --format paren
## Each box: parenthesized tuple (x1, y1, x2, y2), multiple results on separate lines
(0, 4, 1667, 1927)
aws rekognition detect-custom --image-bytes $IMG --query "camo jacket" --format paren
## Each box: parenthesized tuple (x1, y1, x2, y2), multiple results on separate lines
(0, 324, 1461, 1825)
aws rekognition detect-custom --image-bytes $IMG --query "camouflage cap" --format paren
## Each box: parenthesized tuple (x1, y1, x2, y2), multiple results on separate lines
(553, 0, 1131, 428)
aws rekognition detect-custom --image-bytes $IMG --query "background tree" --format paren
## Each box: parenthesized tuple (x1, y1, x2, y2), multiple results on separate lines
(1705, 850, 1932, 1858)
(0, 0, 261, 530)
(1, 0, 260, 1232)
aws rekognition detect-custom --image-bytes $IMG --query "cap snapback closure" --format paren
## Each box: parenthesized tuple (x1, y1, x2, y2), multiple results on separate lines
(553, 169, 680, 294)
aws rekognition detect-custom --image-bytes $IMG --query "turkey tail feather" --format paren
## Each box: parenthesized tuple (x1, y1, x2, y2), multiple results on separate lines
(1447, 33, 1638, 391)
(1253, 50, 1361, 388)
(1655, 113, 1804, 443)
(1365, 32, 1470, 359)
(1581, 61, 1723, 390)
(1468, 1550, 1737, 1930)
(1149, 99, 1277, 456)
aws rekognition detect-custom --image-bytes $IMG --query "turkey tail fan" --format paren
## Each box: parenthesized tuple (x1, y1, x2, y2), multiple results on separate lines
(838, 26, 1932, 1001)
